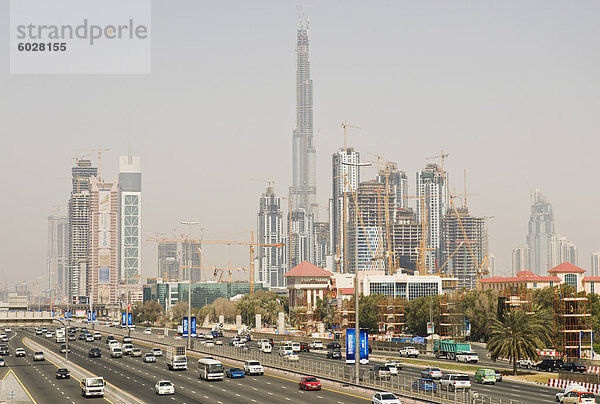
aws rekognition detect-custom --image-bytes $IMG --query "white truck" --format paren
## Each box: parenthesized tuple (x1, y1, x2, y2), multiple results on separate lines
(166, 346, 187, 370)
(455, 351, 479, 363)
(80, 377, 105, 398)
(399, 346, 420, 358)
(55, 329, 66, 343)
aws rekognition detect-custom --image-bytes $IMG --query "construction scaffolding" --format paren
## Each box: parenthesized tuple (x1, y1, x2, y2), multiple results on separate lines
(377, 297, 406, 336)
(439, 292, 466, 341)
(554, 291, 593, 360)
(339, 299, 356, 330)
(498, 286, 533, 315)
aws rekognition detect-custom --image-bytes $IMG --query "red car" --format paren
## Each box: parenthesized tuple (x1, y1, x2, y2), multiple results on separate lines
(299, 376, 321, 391)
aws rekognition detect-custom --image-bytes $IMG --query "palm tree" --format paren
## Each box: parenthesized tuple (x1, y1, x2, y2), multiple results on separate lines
(487, 308, 553, 375)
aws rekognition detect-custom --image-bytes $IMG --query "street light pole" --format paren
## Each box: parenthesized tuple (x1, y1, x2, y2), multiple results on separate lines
(342, 160, 371, 385)
(181, 220, 199, 350)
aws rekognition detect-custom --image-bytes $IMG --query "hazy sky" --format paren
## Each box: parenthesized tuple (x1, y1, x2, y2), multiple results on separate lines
(1, 0, 599, 288)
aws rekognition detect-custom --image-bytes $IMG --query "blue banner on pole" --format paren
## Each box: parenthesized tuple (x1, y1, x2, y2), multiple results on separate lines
(346, 328, 355, 364)
(68, 311, 71, 319)
(360, 329, 369, 364)
(128, 313, 133, 326)
(182, 317, 189, 337)
(122, 312, 127, 326)
(191, 316, 196, 337)
(87, 311, 91, 324)
(92, 310, 97, 323)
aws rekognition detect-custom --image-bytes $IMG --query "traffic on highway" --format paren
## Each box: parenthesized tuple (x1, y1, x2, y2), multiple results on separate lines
(0, 322, 587, 403)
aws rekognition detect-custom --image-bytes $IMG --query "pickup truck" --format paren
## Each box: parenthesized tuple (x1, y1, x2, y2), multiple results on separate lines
(81, 377, 105, 398)
(455, 351, 479, 363)
(244, 360, 264, 375)
(399, 346, 419, 358)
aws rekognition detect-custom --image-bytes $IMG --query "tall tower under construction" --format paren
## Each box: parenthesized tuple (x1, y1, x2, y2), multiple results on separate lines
(68, 159, 97, 302)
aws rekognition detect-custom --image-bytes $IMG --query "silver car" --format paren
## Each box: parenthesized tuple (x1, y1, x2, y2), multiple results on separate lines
(33, 351, 45, 361)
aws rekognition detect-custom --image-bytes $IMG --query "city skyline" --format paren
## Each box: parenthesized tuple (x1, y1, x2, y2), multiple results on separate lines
(1, 1, 600, 286)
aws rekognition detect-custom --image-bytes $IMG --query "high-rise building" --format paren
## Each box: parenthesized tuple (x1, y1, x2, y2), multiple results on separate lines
(416, 163, 449, 273)
(512, 245, 530, 276)
(289, 17, 317, 218)
(550, 235, 578, 267)
(488, 254, 496, 277)
(592, 252, 600, 277)
(47, 213, 68, 298)
(390, 209, 421, 273)
(313, 222, 330, 270)
(90, 177, 119, 304)
(158, 242, 179, 280)
(526, 189, 555, 274)
(67, 159, 97, 302)
(256, 185, 286, 289)
(182, 242, 201, 281)
(289, 209, 315, 269)
(289, 17, 318, 270)
(441, 207, 487, 289)
(118, 154, 142, 284)
(347, 181, 396, 273)
(331, 147, 360, 272)
(377, 163, 408, 211)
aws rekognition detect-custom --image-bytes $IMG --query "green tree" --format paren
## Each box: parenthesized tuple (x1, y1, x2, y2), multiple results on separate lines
(169, 301, 188, 328)
(487, 308, 553, 375)
(463, 289, 498, 341)
(314, 298, 328, 322)
(405, 296, 440, 335)
(358, 295, 384, 332)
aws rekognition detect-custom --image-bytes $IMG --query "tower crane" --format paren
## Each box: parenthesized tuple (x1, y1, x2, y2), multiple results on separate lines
(147, 234, 284, 295)
(79, 147, 110, 181)
(340, 122, 361, 150)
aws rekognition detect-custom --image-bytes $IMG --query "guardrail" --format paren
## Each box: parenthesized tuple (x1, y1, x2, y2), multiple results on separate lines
(94, 325, 521, 404)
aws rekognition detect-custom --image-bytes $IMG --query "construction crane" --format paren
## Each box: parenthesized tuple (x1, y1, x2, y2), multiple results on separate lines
(212, 264, 247, 283)
(79, 147, 110, 181)
(341, 122, 361, 150)
(147, 235, 284, 295)
(425, 149, 450, 170)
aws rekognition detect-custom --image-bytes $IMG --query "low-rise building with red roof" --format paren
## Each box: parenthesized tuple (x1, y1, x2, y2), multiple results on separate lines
(284, 261, 333, 310)
(480, 262, 587, 293)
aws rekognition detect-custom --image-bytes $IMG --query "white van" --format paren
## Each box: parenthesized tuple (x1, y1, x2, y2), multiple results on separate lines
(291, 342, 301, 353)
(110, 346, 122, 358)
(279, 346, 293, 356)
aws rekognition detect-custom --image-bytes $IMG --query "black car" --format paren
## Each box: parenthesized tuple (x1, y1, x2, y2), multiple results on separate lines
(0, 345, 9, 355)
(563, 362, 587, 373)
(327, 350, 342, 359)
(536, 359, 564, 372)
(56, 368, 70, 379)
(89, 348, 101, 358)
(299, 342, 310, 352)
(327, 342, 341, 350)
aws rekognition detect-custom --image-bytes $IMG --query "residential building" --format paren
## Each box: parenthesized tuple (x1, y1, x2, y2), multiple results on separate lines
(68, 159, 97, 302)
(416, 163, 449, 273)
(181, 242, 202, 281)
(376, 162, 408, 210)
(592, 252, 600, 277)
(256, 185, 286, 289)
(47, 213, 68, 298)
(526, 189, 555, 274)
(331, 147, 360, 272)
(313, 222, 330, 270)
(550, 235, 578, 267)
(118, 154, 142, 284)
(289, 209, 315, 269)
(390, 209, 420, 274)
(488, 254, 496, 277)
(512, 246, 530, 276)
(89, 177, 119, 304)
(440, 207, 487, 289)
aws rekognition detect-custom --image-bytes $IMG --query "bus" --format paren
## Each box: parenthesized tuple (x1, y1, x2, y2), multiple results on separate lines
(198, 358, 224, 381)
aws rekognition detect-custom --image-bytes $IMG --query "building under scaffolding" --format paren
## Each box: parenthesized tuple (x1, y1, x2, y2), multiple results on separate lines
(554, 292, 593, 359)
(439, 292, 466, 341)
(377, 297, 405, 336)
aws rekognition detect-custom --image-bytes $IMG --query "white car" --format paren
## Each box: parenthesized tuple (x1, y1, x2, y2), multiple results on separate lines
(33, 351, 45, 361)
(45, 332, 53, 338)
(556, 384, 584, 402)
(287, 353, 299, 361)
(144, 328, 152, 335)
(372, 392, 400, 404)
(455, 351, 479, 363)
(122, 344, 134, 355)
(440, 374, 471, 391)
(85, 334, 94, 342)
(15, 348, 26, 357)
(154, 380, 174, 395)
(383, 363, 398, 375)
(93, 332, 102, 340)
(152, 348, 163, 357)
(244, 360, 264, 375)
(399, 346, 419, 358)
(215, 339, 223, 346)
(4, 328, 11, 333)
(310, 341, 324, 350)
(261, 344, 272, 353)
(143, 353, 156, 363)
(518, 358, 535, 368)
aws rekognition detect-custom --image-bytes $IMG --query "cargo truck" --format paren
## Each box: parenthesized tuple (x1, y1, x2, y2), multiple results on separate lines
(166, 346, 187, 370)
(81, 376, 105, 398)
(433, 340, 473, 360)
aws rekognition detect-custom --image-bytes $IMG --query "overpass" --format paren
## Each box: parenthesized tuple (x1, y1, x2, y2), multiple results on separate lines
(0, 311, 55, 326)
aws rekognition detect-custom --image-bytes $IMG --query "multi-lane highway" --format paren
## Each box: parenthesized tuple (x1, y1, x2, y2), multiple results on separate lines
(0, 324, 583, 404)
(21, 327, 374, 404)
